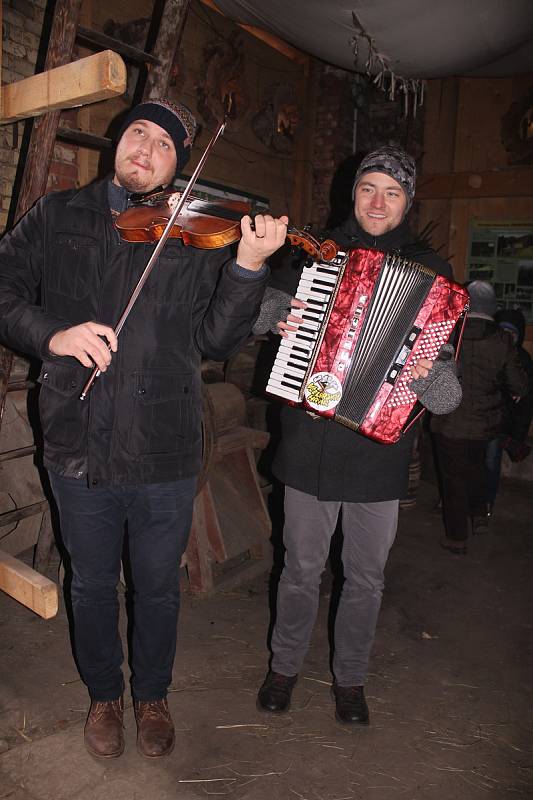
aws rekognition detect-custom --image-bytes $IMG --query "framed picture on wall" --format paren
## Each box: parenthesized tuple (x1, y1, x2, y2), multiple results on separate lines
(172, 175, 269, 213)
(467, 221, 533, 324)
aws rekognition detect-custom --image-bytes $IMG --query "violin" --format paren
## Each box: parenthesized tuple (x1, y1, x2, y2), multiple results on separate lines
(115, 189, 338, 262)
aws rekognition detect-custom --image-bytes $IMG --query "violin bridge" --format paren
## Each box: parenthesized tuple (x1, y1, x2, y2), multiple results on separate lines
(166, 192, 182, 211)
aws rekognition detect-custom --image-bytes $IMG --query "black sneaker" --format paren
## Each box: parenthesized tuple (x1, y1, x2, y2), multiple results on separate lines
(440, 535, 467, 554)
(257, 671, 297, 714)
(332, 683, 369, 725)
(471, 515, 489, 535)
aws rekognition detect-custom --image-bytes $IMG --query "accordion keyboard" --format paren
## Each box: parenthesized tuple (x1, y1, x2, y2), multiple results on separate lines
(266, 252, 346, 401)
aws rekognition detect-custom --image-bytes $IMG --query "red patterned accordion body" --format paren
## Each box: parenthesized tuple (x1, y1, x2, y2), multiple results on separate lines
(266, 247, 469, 444)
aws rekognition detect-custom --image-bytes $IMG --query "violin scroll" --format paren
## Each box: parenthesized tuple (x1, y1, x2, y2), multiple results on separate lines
(286, 229, 338, 262)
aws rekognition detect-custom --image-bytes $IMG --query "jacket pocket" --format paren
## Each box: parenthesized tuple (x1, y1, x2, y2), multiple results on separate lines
(48, 232, 98, 300)
(38, 362, 86, 452)
(125, 370, 201, 457)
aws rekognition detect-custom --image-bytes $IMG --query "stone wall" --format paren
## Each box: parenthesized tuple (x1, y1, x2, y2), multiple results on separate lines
(309, 65, 355, 233)
(310, 67, 425, 234)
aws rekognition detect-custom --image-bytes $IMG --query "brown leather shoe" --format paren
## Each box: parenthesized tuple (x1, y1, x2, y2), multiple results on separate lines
(84, 697, 124, 758)
(134, 699, 175, 758)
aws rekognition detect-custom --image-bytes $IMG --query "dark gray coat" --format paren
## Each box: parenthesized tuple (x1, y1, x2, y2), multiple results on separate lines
(0, 179, 268, 486)
(271, 216, 453, 502)
(431, 316, 528, 441)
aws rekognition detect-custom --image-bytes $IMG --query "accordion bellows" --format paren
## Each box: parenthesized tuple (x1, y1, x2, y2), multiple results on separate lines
(266, 247, 469, 444)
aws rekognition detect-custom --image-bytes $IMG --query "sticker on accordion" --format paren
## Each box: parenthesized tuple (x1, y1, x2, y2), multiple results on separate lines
(304, 372, 342, 411)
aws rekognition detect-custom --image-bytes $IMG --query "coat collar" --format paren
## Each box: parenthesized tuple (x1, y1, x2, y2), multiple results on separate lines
(66, 177, 111, 214)
(335, 215, 415, 252)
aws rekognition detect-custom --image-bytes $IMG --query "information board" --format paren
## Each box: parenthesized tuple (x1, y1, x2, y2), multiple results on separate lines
(466, 221, 533, 324)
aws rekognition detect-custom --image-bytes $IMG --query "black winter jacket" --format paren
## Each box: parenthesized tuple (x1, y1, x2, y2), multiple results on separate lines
(0, 179, 268, 486)
(430, 316, 528, 441)
(271, 215, 453, 502)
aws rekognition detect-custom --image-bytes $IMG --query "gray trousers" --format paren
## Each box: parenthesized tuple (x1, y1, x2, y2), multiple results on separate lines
(271, 486, 399, 686)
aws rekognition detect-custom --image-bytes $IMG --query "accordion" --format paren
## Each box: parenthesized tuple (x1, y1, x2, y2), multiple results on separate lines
(266, 247, 469, 444)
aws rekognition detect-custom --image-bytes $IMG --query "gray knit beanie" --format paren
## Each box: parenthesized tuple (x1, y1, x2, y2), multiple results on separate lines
(352, 145, 416, 210)
(117, 99, 197, 172)
(467, 280, 497, 317)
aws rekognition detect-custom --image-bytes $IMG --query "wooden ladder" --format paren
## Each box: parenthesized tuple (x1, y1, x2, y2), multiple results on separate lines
(0, 0, 191, 608)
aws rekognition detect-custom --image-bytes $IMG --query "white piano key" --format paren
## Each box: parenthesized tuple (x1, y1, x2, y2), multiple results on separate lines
(298, 279, 334, 294)
(275, 352, 310, 367)
(279, 341, 313, 355)
(299, 273, 337, 286)
(267, 381, 303, 399)
(266, 384, 301, 402)
(295, 290, 329, 305)
(271, 362, 307, 378)
(283, 331, 317, 345)
(267, 375, 303, 393)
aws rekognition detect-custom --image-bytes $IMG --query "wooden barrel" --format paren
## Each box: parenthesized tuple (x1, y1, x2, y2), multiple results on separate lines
(197, 381, 247, 492)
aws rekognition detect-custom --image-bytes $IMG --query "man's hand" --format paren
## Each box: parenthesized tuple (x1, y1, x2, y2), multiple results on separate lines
(49, 322, 118, 372)
(277, 298, 308, 337)
(410, 357, 433, 380)
(236, 214, 289, 271)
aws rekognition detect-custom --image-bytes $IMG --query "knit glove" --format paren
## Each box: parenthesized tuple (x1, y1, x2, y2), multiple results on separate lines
(252, 286, 293, 335)
(409, 344, 462, 415)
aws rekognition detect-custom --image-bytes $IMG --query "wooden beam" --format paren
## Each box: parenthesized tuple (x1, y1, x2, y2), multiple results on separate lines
(200, 0, 309, 69)
(417, 168, 533, 200)
(14, 0, 84, 223)
(76, 25, 160, 66)
(143, 0, 191, 101)
(0, 549, 58, 619)
(0, 500, 49, 529)
(0, 345, 12, 428)
(1, 50, 126, 125)
(56, 126, 113, 150)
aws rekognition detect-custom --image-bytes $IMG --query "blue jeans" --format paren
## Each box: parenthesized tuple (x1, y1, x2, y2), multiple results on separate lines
(271, 487, 399, 686)
(49, 472, 196, 701)
(485, 437, 503, 507)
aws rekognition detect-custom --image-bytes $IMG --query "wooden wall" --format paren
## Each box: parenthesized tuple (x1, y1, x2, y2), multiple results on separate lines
(417, 74, 533, 350)
(72, 0, 315, 223)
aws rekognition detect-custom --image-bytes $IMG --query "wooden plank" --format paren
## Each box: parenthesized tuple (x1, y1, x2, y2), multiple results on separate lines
(34, 508, 56, 574)
(56, 126, 113, 150)
(142, 0, 191, 101)
(200, 0, 309, 68)
(0, 445, 36, 464)
(0, 500, 49, 528)
(417, 168, 533, 200)
(0, 549, 58, 619)
(14, 0, 84, 223)
(0, 518, 41, 559)
(0, 346, 12, 426)
(76, 25, 159, 66)
(1, 50, 127, 124)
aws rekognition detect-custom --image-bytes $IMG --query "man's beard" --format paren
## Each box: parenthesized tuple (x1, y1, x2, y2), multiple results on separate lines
(114, 164, 153, 193)
(114, 151, 175, 194)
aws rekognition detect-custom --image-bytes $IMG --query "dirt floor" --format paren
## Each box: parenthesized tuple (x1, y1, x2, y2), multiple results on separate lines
(1, 471, 532, 800)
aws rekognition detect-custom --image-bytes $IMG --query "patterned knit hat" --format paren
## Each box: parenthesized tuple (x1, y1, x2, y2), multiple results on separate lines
(353, 145, 417, 210)
(117, 99, 197, 172)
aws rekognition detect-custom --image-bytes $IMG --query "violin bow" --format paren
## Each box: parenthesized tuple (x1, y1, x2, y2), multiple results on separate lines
(80, 114, 228, 400)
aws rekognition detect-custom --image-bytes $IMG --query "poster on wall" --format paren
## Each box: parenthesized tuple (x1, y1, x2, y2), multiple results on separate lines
(173, 176, 268, 213)
(467, 221, 533, 324)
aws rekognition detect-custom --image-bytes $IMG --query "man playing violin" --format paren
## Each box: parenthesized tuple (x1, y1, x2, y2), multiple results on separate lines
(0, 99, 287, 759)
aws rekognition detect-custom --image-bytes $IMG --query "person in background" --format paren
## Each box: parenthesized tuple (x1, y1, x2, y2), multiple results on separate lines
(253, 145, 461, 726)
(431, 282, 528, 551)
(485, 308, 533, 509)
(0, 99, 288, 759)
